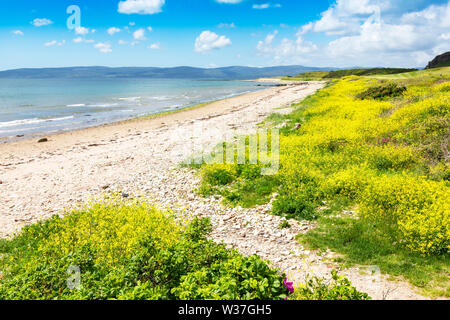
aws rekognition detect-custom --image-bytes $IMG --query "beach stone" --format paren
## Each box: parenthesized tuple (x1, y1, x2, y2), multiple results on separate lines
(38, 138, 48, 143)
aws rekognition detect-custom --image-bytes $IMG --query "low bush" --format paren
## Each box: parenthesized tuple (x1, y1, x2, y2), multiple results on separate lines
(293, 269, 370, 300)
(201, 164, 237, 186)
(272, 191, 317, 220)
(0, 200, 289, 300)
(356, 83, 406, 100)
(359, 175, 449, 255)
(0, 200, 368, 300)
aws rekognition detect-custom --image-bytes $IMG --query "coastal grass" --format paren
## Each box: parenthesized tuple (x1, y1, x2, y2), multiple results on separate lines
(194, 70, 450, 297)
(298, 204, 450, 298)
(372, 66, 450, 80)
(283, 68, 418, 81)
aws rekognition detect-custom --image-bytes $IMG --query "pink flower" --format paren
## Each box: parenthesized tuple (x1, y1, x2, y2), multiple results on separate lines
(283, 277, 294, 294)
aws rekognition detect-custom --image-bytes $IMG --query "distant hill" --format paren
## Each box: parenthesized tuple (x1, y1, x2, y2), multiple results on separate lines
(284, 68, 418, 80)
(426, 51, 450, 69)
(0, 65, 334, 80)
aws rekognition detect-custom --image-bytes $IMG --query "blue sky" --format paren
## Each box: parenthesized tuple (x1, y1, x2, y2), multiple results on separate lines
(1, 0, 449, 70)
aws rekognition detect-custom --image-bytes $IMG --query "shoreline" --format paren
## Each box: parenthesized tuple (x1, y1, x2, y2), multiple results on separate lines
(0, 79, 292, 146)
(1, 81, 323, 235)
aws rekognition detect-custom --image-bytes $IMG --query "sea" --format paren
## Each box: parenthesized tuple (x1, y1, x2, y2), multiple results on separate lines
(0, 78, 266, 141)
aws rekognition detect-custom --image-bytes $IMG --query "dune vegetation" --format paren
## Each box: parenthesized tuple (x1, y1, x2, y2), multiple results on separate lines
(197, 67, 450, 297)
(0, 197, 368, 300)
(283, 68, 418, 81)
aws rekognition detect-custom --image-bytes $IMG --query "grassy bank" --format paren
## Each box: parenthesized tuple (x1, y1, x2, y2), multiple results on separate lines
(196, 67, 450, 297)
(283, 68, 418, 81)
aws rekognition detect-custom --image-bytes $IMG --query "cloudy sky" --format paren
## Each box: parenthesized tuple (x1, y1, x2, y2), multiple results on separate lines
(1, 0, 449, 70)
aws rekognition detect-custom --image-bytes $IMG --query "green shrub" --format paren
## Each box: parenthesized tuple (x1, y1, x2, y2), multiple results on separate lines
(359, 175, 449, 255)
(0, 200, 370, 300)
(357, 83, 406, 100)
(201, 164, 237, 186)
(293, 269, 370, 300)
(0, 201, 290, 300)
(273, 192, 317, 220)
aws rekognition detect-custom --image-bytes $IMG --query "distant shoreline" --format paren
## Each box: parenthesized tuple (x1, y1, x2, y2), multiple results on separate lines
(0, 79, 295, 145)
(0, 78, 291, 145)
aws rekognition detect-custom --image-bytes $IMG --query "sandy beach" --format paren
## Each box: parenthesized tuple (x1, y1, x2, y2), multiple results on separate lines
(0, 81, 427, 299)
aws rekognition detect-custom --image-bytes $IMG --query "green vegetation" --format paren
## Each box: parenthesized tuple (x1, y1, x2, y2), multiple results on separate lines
(299, 212, 450, 298)
(293, 269, 370, 300)
(356, 83, 406, 100)
(284, 71, 330, 81)
(283, 68, 418, 81)
(0, 199, 288, 300)
(374, 66, 450, 80)
(432, 61, 450, 68)
(196, 69, 449, 297)
(198, 163, 281, 208)
(0, 198, 367, 300)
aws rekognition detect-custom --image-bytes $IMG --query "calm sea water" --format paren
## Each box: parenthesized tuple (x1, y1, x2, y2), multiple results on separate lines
(0, 78, 265, 139)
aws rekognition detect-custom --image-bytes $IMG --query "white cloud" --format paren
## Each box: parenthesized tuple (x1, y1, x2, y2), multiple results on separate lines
(12, 30, 24, 36)
(218, 22, 236, 29)
(75, 27, 90, 35)
(32, 18, 53, 27)
(440, 33, 450, 40)
(257, 30, 278, 51)
(194, 31, 231, 53)
(94, 42, 112, 53)
(215, 0, 243, 3)
(133, 28, 147, 41)
(73, 37, 95, 44)
(107, 27, 121, 35)
(118, 0, 165, 14)
(253, 3, 281, 9)
(148, 42, 161, 49)
(118, 39, 128, 45)
(257, 0, 450, 67)
(323, 2, 450, 65)
(256, 30, 317, 63)
(305, 0, 383, 36)
(253, 4, 270, 9)
(45, 40, 66, 47)
(147, 26, 153, 32)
